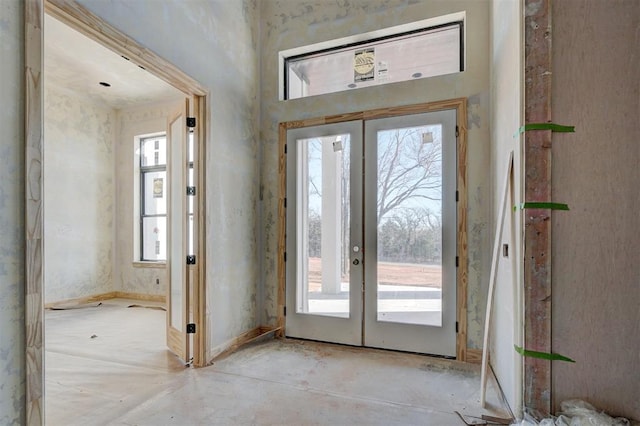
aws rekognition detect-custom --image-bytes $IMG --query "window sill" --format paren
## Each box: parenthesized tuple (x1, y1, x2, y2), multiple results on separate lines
(133, 261, 166, 269)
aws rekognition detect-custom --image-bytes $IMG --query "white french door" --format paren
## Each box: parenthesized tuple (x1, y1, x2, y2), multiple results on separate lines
(166, 100, 190, 362)
(363, 111, 457, 356)
(285, 109, 457, 357)
(285, 121, 363, 345)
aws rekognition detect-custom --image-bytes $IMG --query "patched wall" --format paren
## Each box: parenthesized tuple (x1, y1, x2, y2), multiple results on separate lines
(44, 85, 116, 303)
(76, 0, 262, 357)
(489, 0, 524, 415)
(259, 0, 492, 350)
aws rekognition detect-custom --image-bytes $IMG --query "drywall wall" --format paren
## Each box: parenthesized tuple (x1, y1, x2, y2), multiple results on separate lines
(115, 100, 182, 297)
(551, 0, 639, 420)
(43, 84, 116, 303)
(489, 0, 523, 415)
(0, 1, 25, 423)
(76, 0, 262, 359)
(259, 0, 492, 350)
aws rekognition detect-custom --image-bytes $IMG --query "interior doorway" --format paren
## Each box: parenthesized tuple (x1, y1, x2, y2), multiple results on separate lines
(25, 1, 209, 422)
(281, 101, 467, 358)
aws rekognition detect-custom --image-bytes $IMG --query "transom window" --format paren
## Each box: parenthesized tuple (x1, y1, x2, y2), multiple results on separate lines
(283, 20, 463, 100)
(139, 135, 167, 261)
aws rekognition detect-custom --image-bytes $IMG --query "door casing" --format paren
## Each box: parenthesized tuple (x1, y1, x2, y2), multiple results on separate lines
(277, 98, 469, 360)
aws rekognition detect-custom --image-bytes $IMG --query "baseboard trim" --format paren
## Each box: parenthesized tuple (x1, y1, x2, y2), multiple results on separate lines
(114, 291, 165, 303)
(466, 348, 483, 364)
(206, 326, 281, 364)
(45, 291, 165, 309)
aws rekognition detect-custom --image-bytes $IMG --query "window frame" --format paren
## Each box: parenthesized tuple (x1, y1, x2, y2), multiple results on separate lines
(279, 12, 466, 101)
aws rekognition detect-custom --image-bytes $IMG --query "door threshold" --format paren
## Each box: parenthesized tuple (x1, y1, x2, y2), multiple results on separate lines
(281, 336, 458, 362)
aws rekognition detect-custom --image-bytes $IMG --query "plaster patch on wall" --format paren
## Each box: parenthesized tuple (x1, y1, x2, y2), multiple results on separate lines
(44, 85, 115, 303)
(525, 0, 543, 17)
(467, 92, 487, 129)
(262, 0, 412, 41)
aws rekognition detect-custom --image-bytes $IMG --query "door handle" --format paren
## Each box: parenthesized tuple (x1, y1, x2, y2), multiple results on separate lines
(352, 259, 360, 266)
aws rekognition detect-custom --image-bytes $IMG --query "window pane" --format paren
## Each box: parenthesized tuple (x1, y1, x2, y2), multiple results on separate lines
(286, 23, 461, 100)
(141, 136, 167, 166)
(142, 216, 166, 261)
(376, 125, 443, 326)
(142, 171, 167, 215)
(296, 134, 351, 318)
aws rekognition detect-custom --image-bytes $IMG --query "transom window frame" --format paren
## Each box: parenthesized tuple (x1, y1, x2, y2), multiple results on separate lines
(278, 11, 466, 101)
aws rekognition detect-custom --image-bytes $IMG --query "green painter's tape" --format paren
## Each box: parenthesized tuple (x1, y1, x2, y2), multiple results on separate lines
(515, 123, 575, 137)
(514, 345, 575, 363)
(516, 202, 570, 211)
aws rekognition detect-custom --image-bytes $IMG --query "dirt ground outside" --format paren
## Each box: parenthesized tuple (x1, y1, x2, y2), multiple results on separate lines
(307, 257, 442, 292)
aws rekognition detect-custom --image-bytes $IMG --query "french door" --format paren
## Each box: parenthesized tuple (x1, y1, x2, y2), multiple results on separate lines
(285, 109, 458, 357)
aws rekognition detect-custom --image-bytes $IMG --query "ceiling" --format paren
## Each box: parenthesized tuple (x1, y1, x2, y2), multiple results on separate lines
(44, 14, 185, 109)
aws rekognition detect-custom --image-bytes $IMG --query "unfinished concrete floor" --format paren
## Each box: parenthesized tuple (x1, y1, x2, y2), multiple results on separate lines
(45, 298, 510, 425)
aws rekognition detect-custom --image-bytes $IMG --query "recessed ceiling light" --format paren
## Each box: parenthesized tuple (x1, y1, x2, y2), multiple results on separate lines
(411, 72, 423, 78)
(99, 81, 111, 87)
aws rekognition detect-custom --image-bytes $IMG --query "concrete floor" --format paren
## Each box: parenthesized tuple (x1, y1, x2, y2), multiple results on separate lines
(45, 299, 511, 425)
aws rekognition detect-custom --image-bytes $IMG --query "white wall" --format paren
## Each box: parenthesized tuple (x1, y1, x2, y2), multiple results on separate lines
(489, 0, 523, 416)
(551, 0, 639, 419)
(259, 0, 492, 351)
(0, 1, 25, 423)
(44, 84, 116, 303)
(75, 0, 262, 359)
(114, 100, 182, 297)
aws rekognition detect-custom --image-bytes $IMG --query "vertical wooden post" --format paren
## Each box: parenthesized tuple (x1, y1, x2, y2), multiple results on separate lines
(276, 123, 287, 337)
(25, 0, 44, 424)
(524, 0, 552, 415)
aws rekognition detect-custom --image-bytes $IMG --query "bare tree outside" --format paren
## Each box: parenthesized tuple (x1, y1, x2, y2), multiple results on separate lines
(306, 125, 443, 277)
(376, 125, 443, 267)
(377, 126, 442, 222)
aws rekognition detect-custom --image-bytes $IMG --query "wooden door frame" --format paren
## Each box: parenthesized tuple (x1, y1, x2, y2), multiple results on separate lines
(277, 98, 470, 361)
(25, 1, 209, 423)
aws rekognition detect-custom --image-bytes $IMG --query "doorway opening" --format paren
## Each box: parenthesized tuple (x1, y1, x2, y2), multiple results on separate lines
(25, 1, 209, 423)
(278, 99, 468, 360)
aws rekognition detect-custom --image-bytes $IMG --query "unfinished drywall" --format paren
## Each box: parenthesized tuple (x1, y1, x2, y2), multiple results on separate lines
(0, 1, 25, 423)
(75, 0, 262, 360)
(551, 0, 639, 420)
(488, 0, 523, 415)
(114, 100, 183, 297)
(259, 0, 491, 350)
(43, 84, 116, 303)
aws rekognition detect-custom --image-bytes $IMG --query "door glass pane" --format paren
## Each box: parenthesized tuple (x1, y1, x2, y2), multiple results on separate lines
(376, 125, 443, 326)
(170, 116, 184, 332)
(296, 133, 351, 318)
